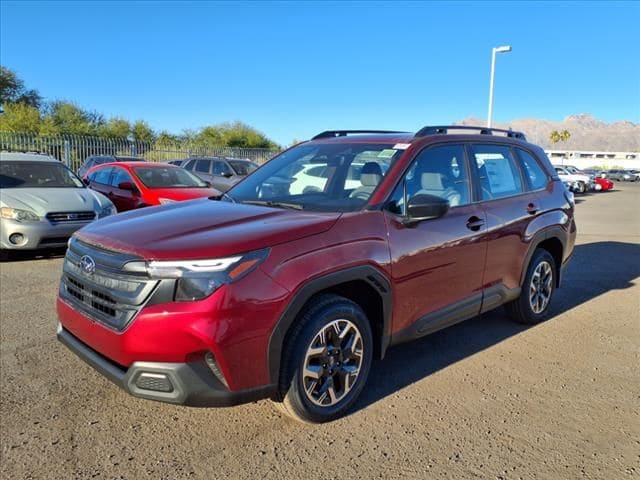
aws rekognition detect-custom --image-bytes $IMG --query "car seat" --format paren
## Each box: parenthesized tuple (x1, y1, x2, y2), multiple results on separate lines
(417, 172, 462, 207)
(349, 162, 383, 200)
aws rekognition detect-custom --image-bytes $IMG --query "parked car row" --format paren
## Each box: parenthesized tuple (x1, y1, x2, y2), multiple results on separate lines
(576, 168, 640, 182)
(553, 165, 615, 193)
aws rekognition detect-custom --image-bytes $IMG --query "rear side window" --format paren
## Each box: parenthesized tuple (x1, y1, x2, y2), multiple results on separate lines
(90, 167, 113, 185)
(183, 160, 195, 171)
(196, 160, 211, 173)
(471, 144, 523, 200)
(516, 149, 548, 190)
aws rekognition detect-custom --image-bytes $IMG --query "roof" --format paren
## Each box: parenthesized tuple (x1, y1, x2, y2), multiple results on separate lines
(308, 133, 415, 145)
(306, 126, 530, 146)
(0, 152, 59, 162)
(97, 161, 179, 169)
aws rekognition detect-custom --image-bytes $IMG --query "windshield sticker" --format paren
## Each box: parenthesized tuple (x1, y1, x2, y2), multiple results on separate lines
(392, 143, 411, 150)
(378, 149, 398, 158)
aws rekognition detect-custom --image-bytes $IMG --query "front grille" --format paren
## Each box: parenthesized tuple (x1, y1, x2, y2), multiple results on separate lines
(60, 240, 159, 331)
(47, 211, 96, 223)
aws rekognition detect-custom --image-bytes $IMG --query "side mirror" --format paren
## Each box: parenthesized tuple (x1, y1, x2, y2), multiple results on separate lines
(82, 178, 90, 186)
(221, 171, 233, 178)
(118, 181, 138, 193)
(404, 194, 449, 225)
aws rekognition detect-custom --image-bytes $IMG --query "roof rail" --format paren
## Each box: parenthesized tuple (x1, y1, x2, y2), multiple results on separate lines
(312, 130, 408, 140)
(414, 125, 527, 141)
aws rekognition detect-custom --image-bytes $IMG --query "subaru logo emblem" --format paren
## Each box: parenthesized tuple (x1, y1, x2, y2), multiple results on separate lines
(80, 255, 96, 275)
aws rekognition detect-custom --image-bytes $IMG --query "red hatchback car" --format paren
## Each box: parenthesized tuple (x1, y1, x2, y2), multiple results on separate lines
(58, 126, 576, 423)
(84, 162, 221, 212)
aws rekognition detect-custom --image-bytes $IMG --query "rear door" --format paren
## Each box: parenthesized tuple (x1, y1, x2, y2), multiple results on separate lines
(193, 159, 214, 183)
(469, 143, 539, 310)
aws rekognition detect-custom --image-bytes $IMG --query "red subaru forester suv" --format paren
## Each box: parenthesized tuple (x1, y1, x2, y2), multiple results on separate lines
(57, 126, 576, 423)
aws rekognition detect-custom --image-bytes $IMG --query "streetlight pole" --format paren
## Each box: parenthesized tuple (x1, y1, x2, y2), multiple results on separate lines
(487, 45, 512, 128)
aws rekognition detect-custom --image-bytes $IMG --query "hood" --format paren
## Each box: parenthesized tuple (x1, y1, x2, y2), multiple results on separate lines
(75, 198, 341, 260)
(0, 187, 112, 216)
(150, 187, 221, 202)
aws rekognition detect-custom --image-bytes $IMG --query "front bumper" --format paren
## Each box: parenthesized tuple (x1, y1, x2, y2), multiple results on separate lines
(57, 324, 275, 407)
(0, 217, 92, 250)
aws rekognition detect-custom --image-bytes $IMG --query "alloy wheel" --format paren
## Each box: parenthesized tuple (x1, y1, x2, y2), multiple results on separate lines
(301, 319, 364, 407)
(529, 260, 553, 314)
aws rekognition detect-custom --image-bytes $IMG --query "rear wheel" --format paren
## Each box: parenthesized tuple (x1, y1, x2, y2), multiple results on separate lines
(274, 294, 373, 423)
(576, 181, 586, 193)
(506, 249, 556, 324)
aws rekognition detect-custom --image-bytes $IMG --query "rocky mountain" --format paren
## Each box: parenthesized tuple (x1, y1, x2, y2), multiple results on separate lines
(456, 114, 639, 151)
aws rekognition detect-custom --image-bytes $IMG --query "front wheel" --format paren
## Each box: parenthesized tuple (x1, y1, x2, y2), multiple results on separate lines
(576, 181, 586, 193)
(274, 294, 373, 423)
(506, 249, 557, 324)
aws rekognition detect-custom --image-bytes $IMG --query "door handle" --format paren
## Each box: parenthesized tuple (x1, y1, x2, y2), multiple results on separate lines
(466, 216, 485, 231)
(527, 203, 539, 215)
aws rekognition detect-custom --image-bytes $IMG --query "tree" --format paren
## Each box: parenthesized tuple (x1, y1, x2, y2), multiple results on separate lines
(0, 66, 42, 109)
(132, 120, 155, 143)
(99, 117, 131, 138)
(0, 102, 42, 133)
(193, 121, 279, 149)
(44, 101, 102, 136)
(550, 129, 571, 145)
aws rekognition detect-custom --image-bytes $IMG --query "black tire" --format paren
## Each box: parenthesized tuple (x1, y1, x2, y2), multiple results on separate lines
(506, 249, 557, 325)
(0, 250, 11, 262)
(576, 181, 586, 194)
(273, 294, 373, 423)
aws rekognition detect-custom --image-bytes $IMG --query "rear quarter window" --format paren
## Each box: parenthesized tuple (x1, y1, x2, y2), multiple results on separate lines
(516, 149, 549, 190)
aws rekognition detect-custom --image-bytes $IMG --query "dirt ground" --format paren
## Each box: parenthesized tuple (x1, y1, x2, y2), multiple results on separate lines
(1, 183, 638, 480)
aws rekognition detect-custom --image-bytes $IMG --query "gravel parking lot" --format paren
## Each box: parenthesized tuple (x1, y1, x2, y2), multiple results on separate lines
(1, 183, 639, 480)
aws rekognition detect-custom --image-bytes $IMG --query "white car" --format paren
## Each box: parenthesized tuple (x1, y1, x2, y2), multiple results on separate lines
(290, 162, 378, 195)
(553, 165, 593, 193)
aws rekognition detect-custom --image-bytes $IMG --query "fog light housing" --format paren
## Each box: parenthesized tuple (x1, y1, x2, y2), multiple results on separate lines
(205, 352, 228, 388)
(9, 233, 25, 245)
(135, 372, 174, 393)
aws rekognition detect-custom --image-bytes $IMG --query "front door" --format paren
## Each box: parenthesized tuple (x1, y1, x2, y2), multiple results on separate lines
(384, 144, 488, 338)
(108, 167, 140, 212)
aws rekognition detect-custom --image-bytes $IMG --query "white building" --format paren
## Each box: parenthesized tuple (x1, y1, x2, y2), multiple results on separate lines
(545, 150, 640, 170)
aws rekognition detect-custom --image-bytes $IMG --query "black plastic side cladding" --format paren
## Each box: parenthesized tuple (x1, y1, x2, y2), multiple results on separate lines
(266, 265, 392, 384)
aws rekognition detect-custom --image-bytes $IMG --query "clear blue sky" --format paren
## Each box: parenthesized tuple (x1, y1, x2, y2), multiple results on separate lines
(1, 0, 638, 145)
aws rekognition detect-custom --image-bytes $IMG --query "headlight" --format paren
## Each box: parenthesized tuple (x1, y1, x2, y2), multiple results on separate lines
(158, 198, 177, 205)
(0, 207, 40, 222)
(98, 204, 117, 218)
(126, 249, 269, 302)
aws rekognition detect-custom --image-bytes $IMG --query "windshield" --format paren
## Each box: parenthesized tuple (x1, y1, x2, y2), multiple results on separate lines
(226, 143, 405, 212)
(0, 161, 84, 188)
(229, 160, 259, 176)
(133, 166, 209, 189)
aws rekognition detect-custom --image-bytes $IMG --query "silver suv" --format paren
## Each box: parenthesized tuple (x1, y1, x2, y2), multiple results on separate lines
(182, 157, 259, 192)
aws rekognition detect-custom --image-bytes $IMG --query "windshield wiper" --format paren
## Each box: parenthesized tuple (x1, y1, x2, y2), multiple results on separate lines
(241, 200, 304, 210)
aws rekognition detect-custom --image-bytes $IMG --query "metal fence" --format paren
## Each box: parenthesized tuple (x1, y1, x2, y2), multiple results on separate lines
(0, 132, 281, 172)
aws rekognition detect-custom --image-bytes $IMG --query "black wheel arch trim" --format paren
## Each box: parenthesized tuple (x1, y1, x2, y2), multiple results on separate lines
(521, 225, 568, 288)
(267, 265, 392, 384)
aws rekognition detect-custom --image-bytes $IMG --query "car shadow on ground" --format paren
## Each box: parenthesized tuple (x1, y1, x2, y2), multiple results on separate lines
(0, 247, 66, 263)
(353, 241, 640, 413)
